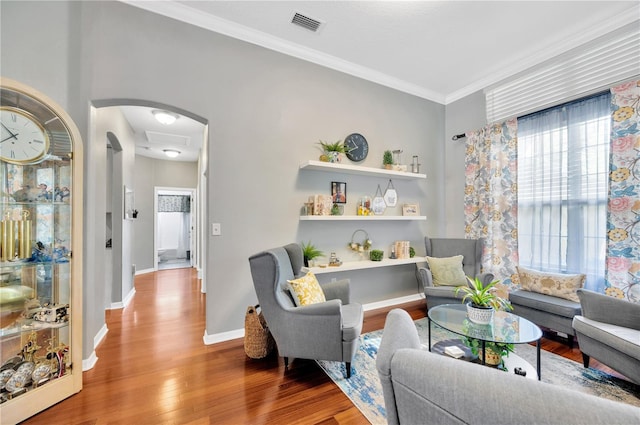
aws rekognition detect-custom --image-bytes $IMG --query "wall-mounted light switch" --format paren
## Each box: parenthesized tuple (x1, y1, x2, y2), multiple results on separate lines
(212, 223, 221, 236)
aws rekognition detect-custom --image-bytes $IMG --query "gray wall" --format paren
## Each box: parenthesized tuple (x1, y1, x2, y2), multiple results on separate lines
(443, 91, 487, 236)
(1, 1, 456, 356)
(134, 156, 198, 271)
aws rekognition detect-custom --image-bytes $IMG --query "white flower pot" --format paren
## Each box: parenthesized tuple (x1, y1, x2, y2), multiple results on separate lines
(466, 303, 494, 325)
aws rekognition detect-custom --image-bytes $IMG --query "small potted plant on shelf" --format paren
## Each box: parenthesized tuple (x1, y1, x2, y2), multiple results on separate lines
(301, 241, 323, 267)
(318, 140, 346, 163)
(454, 276, 512, 324)
(369, 249, 384, 261)
(383, 150, 393, 169)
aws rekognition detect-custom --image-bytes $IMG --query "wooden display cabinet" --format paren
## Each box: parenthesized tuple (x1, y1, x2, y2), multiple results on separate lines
(0, 78, 83, 424)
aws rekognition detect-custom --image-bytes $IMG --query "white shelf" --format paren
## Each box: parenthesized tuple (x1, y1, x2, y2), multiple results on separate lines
(300, 215, 426, 221)
(299, 160, 426, 180)
(303, 256, 427, 274)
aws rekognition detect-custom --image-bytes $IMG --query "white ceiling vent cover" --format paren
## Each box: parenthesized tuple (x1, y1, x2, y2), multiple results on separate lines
(291, 12, 323, 32)
(145, 131, 191, 147)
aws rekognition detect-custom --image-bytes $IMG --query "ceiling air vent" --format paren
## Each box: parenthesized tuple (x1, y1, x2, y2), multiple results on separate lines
(291, 12, 323, 32)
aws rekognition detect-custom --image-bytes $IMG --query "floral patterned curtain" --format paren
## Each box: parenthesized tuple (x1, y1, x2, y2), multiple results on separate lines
(158, 195, 191, 213)
(607, 80, 640, 302)
(464, 118, 519, 285)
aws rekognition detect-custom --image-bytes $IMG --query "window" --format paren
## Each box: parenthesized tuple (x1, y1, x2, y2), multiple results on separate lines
(517, 92, 611, 291)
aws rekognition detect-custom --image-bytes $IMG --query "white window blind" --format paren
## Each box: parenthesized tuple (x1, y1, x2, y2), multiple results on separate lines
(517, 92, 610, 291)
(486, 23, 640, 123)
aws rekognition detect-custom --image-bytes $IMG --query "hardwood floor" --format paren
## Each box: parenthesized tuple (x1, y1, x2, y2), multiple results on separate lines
(21, 268, 625, 424)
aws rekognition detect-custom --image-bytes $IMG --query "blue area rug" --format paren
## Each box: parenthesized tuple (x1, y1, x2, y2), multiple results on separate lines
(317, 317, 640, 425)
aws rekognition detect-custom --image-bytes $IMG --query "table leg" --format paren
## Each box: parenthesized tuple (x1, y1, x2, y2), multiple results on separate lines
(536, 339, 541, 380)
(481, 340, 486, 365)
(428, 318, 432, 352)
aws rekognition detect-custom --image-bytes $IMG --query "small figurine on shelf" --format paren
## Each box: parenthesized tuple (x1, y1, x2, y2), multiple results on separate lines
(54, 186, 70, 202)
(328, 252, 342, 267)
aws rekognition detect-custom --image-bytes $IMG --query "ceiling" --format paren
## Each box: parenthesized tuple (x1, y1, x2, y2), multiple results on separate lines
(120, 0, 639, 162)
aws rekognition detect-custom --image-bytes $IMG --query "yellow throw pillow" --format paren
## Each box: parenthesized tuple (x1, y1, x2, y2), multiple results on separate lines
(426, 255, 468, 287)
(517, 266, 585, 303)
(287, 272, 326, 306)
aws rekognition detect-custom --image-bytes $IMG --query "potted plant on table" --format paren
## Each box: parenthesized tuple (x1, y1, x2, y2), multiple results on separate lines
(455, 276, 512, 324)
(455, 276, 514, 369)
(301, 241, 323, 267)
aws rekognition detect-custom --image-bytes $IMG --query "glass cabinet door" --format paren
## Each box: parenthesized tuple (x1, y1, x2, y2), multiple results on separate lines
(0, 79, 82, 422)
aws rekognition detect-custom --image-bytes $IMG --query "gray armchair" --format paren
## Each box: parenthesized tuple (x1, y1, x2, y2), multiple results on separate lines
(573, 289, 640, 384)
(416, 237, 494, 309)
(376, 309, 640, 425)
(248, 243, 364, 378)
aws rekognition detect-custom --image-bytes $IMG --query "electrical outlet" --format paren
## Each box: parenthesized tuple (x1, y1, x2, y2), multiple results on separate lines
(211, 223, 221, 236)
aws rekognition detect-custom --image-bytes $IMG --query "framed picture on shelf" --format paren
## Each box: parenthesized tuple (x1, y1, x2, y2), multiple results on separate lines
(331, 181, 347, 204)
(402, 203, 420, 216)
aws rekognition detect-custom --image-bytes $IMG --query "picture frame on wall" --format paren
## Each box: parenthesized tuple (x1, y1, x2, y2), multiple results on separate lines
(402, 203, 420, 216)
(331, 181, 347, 204)
(124, 185, 135, 220)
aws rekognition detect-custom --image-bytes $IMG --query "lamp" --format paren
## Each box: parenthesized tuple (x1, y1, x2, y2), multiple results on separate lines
(152, 109, 179, 125)
(163, 149, 181, 158)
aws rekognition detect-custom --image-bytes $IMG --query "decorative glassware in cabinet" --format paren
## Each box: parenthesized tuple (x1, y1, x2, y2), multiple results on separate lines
(0, 158, 73, 401)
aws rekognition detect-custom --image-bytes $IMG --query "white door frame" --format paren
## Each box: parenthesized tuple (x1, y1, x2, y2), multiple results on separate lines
(154, 187, 197, 270)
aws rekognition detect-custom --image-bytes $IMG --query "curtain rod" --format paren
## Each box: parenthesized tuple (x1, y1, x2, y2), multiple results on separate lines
(451, 133, 466, 141)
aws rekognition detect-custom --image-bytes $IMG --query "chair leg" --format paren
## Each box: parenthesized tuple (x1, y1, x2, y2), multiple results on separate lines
(284, 357, 289, 370)
(567, 335, 574, 348)
(345, 362, 352, 379)
(581, 353, 590, 368)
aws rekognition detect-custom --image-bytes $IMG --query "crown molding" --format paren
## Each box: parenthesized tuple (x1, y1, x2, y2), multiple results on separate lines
(120, 0, 446, 104)
(122, 1, 637, 106)
(445, 8, 640, 104)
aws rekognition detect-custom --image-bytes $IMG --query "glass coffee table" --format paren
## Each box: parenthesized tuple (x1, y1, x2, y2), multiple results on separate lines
(428, 304, 543, 380)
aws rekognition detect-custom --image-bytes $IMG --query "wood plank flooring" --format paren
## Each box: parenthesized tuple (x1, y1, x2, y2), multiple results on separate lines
(21, 268, 625, 424)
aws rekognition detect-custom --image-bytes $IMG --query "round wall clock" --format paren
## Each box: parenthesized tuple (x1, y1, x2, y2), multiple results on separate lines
(0, 79, 78, 166)
(344, 133, 369, 162)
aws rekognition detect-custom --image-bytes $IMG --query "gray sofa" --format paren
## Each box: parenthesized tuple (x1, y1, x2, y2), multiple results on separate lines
(376, 308, 640, 425)
(510, 289, 581, 346)
(573, 288, 640, 384)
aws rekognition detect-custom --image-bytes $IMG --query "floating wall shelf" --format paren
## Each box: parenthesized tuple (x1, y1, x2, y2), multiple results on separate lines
(303, 257, 426, 274)
(299, 160, 426, 180)
(300, 215, 426, 221)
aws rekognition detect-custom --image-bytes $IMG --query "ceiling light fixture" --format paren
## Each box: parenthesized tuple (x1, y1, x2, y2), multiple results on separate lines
(152, 110, 179, 125)
(163, 149, 181, 158)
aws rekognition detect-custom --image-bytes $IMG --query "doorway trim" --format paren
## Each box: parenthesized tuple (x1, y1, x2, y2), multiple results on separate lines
(154, 186, 197, 271)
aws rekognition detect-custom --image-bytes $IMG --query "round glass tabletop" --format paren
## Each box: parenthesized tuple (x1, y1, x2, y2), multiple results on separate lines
(428, 304, 543, 344)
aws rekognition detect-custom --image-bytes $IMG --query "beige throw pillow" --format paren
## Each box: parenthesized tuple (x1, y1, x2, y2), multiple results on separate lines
(426, 255, 468, 287)
(287, 272, 326, 306)
(517, 266, 585, 303)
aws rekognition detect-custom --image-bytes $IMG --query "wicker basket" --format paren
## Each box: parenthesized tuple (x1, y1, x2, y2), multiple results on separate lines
(244, 304, 275, 359)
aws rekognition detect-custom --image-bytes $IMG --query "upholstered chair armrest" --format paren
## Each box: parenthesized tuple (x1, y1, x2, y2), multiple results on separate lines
(291, 298, 342, 316)
(321, 279, 351, 304)
(577, 289, 640, 330)
(376, 309, 422, 425)
(416, 266, 434, 288)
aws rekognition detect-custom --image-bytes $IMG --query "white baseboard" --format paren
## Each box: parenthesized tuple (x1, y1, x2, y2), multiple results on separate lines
(82, 323, 109, 371)
(362, 293, 425, 312)
(82, 351, 99, 371)
(203, 328, 244, 345)
(135, 268, 155, 275)
(202, 293, 425, 345)
(108, 287, 136, 310)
